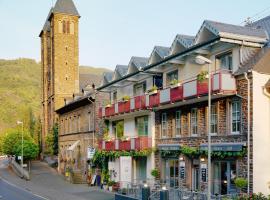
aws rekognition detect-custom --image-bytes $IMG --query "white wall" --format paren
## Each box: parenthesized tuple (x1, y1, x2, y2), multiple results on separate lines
(252, 71, 270, 195)
(124, 117, 136, 137)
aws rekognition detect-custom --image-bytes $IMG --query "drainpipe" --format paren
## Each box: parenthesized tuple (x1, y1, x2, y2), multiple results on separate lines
(244, 72, 251, 195)
(87, 96, 95, 148)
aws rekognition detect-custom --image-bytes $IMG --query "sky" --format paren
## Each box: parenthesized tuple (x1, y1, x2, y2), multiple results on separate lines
(0, 0, 270, 70)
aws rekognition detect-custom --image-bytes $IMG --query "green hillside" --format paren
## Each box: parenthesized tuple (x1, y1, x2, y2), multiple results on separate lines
(0, 58, 110, 134)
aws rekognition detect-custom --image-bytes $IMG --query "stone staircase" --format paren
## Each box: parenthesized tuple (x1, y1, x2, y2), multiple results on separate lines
(71, 170, 86, 184)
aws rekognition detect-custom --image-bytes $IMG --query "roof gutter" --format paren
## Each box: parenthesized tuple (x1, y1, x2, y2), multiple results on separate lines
(97, 36, 220, 91)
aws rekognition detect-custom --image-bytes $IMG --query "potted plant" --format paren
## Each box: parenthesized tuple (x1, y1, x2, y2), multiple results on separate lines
(197, 71, 208, 82)
(151, 168, 159, 180)
(170, 79, 181, 88)
(120, 135, 129, 141)
(121, 95, 130, 102)
(108, 180, 116, 192)
(103, 133, 111, 141)
(235, 177, 248, 194)
(148, 85, 158, 95)
(104, 100, 112, 108)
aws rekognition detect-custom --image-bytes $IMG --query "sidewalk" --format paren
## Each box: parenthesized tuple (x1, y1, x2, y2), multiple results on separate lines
(0, 160, 114, 200)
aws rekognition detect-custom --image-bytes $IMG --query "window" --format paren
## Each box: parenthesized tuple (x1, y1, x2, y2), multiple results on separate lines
(153, 75, 163, 89)
(112, 91, 117, 104)
(231, 101, 241, 134)
(217, 52, 232, 70)
(63, 21, 66, 34)
(191, 108, 198, 136)
(211, 104, 218, 134)
(113, 120, 124, 139)
(161, 113, 168, 138)
(66, 21, 70, 34)
(175, 111, 181, 137)
(167, 70, 178, 86)
(136, 116, 148, 136)
(134, 82, 146, 96)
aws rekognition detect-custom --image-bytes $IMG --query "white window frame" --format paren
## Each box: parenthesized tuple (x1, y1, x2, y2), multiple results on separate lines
(191, 108, 198, 136)
(210, 104, 218, 135)
(231, 101, 241, 134)
(161, 113, 168, 138)
(175, 111, 181, 137)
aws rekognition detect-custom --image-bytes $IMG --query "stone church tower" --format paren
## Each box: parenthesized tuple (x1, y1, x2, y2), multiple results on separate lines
(39, 0, 80, 153)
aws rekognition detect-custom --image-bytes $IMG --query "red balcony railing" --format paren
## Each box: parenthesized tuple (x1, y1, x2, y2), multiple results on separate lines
(135, 95, 146, 110)
(170, 85, 183, 103)
(118, 100, 130, 113)
(197, 80, 209, 96)
(124, 100, 130, 113)
(149, 92, 160, 107)
(135, 136, 152, 150)
(99, 137, 152, 151)
(119, 140, 131, 151)
(105, 105, 115, 117)
(98, 70, 236, 118)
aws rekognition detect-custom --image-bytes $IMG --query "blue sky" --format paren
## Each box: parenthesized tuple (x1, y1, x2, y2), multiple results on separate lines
(0, 0, 269, 70)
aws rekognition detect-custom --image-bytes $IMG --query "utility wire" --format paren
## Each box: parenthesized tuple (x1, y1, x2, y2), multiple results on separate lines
(239, 6, 270, 25)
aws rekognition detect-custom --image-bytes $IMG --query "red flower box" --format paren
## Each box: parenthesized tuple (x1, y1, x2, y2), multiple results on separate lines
(149, 92, 160, 107)
(170, 86, 183, 102)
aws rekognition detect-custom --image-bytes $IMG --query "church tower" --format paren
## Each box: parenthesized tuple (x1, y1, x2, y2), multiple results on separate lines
(39, 0, 80, 153)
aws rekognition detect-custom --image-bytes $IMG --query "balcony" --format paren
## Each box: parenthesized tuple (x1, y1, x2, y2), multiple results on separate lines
(99, 136, 152, 151)
(99, 70, 236, 118)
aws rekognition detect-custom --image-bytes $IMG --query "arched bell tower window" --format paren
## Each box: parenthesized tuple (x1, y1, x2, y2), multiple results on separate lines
(63, 20, 66, 34)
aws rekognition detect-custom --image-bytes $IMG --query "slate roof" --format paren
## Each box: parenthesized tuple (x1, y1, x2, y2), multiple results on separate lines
(249, 15, 270, 42)
(154, 46, 170, 59)
(79, 73, 102, 92)
(103, 72, 114, 82)
(39, 8, 53, 36)
(130, 57, 148, 69)
(175, 34, 195, 48)
(205, 20, 268, 39)
(115, 65, 128, 77)
(53, 0, 80, 17)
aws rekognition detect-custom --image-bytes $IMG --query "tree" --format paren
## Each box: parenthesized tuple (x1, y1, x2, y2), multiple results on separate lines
(45, 123, 58, 156)
(1, 128, 39, 160)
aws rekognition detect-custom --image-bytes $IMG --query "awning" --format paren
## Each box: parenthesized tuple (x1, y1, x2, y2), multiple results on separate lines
(67, 140, 80, 151)
(158, 144, 181, 151)
(199, 143, 246, 152)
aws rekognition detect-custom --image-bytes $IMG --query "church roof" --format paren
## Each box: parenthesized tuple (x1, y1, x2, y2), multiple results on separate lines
(53, 0, 80, 17)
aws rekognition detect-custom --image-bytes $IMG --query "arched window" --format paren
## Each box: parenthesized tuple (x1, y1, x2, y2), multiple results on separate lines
(67, 21, 70, 34)
(63, 20, 66, 34)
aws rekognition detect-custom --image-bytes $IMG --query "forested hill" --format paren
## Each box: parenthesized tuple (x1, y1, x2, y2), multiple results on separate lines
(0, 58, 110, 134)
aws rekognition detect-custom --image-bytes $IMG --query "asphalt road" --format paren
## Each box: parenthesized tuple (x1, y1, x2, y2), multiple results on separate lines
(0, 178, 46, 200)
(0, 158, 114, 200)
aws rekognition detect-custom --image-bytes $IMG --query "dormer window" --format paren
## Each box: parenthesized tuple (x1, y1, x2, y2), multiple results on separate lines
(216, 52, 232, 70)
(167, 70, 178, 86)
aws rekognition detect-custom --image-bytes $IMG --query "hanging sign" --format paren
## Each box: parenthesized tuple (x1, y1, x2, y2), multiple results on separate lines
(179, 161, 185, 179)
(201, 163, 207, 182)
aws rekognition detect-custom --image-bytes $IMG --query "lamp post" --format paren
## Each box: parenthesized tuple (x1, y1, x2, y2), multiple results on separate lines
(17, 121, 24, 168)
(195, 55, 212, 200)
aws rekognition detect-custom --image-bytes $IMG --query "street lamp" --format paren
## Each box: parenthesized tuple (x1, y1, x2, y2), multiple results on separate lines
(17, 121, 24, 169)
(195, 55, 212, 200)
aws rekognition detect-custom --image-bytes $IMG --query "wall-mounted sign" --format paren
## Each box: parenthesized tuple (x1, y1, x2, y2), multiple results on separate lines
(199, 143, 245, 152)
(179, 161, 185, 179)
(87, 147, 95, 159)
(158, 144, 181, 151)
(201, 163, 207, 182)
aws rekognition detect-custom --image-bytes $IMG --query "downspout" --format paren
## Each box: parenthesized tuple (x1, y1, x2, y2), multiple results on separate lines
(244, 72, 251, 195)
(87, 96, 95, 148)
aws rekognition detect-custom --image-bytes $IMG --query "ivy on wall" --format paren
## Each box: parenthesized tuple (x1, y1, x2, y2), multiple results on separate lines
(92, 148, 154, 169)
(159, 146, 247, 159)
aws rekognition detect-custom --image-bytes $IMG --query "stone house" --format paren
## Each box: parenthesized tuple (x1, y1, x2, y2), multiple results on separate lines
(97, 18, 270, 195)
